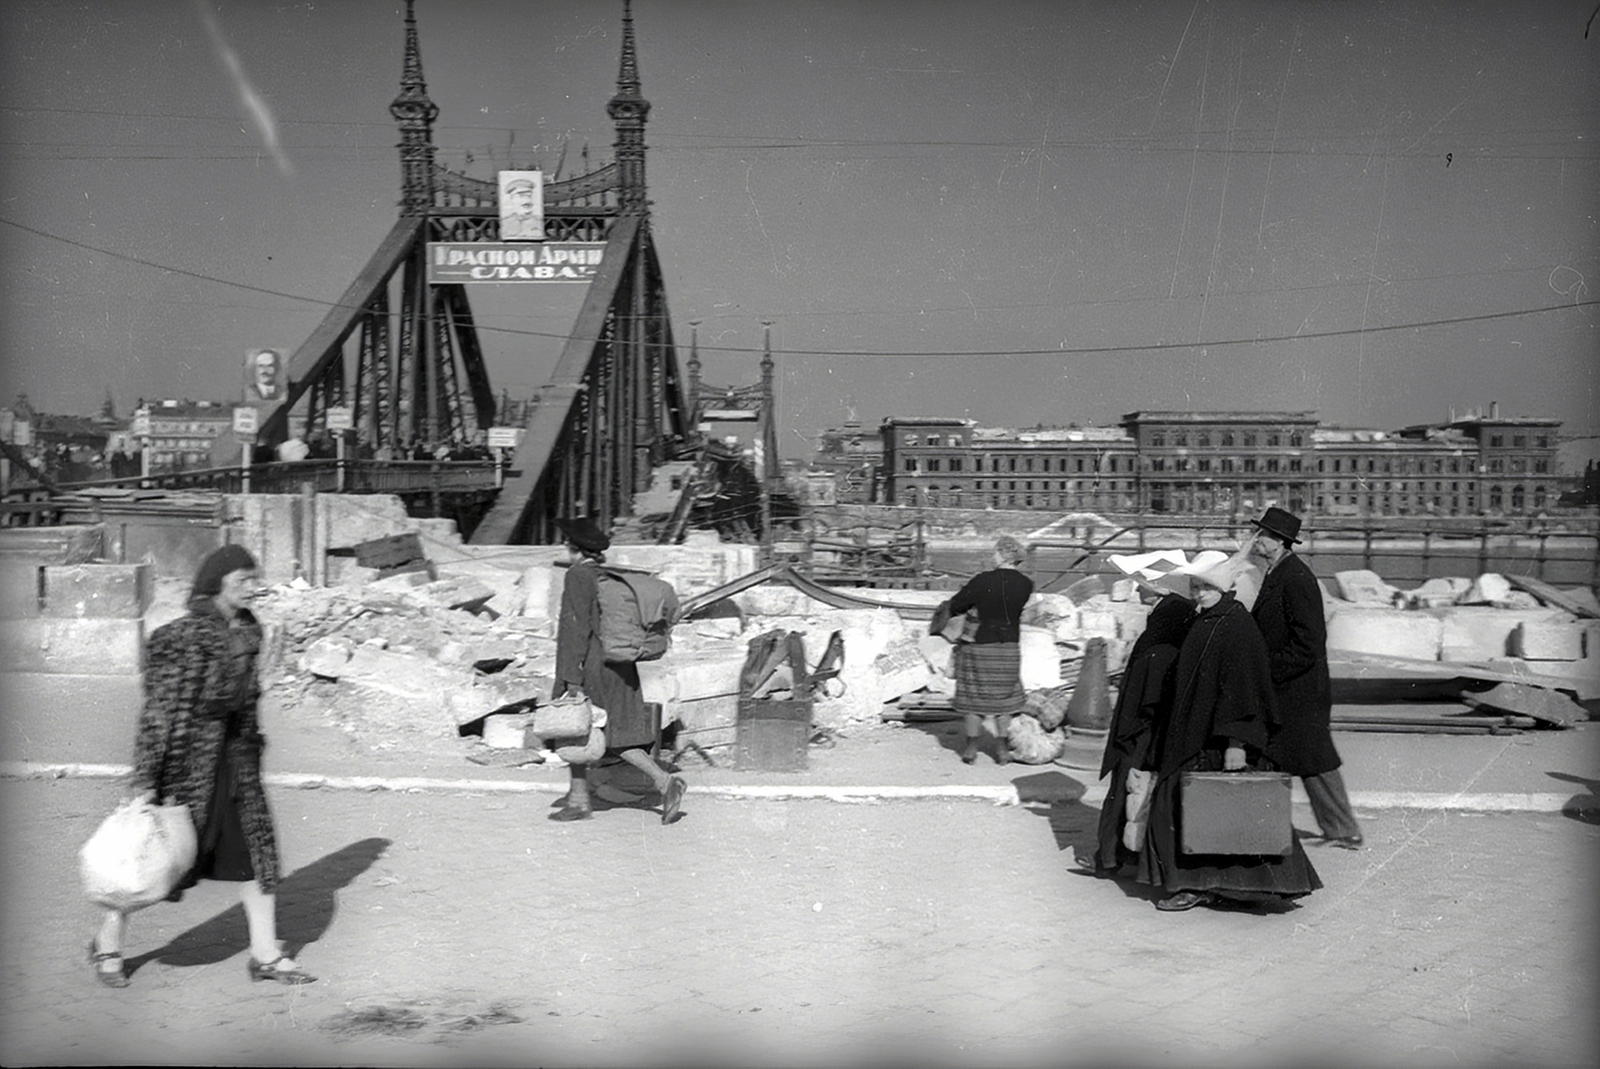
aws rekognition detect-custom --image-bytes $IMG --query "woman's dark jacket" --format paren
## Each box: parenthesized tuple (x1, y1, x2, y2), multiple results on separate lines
(1101, 593, 1193, 779)
(554, 558, 653, 750)
(1153, 593, 1278, 779)
(947, 568, 1033, 644)
(1253, 552, 1340, 776)
(131, 597, 281, 891)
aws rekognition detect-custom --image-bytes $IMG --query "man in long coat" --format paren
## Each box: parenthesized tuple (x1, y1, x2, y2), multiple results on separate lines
(1250, 507, 1364, 848)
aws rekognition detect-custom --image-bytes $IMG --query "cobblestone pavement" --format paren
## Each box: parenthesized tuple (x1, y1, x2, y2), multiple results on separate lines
(2, 775, 1595, 1068)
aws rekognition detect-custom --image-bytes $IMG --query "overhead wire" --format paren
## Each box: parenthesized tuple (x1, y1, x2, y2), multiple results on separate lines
(1, 214, 1593, 363)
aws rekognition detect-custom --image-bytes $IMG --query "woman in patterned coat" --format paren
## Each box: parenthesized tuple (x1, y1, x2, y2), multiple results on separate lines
(88, 545, 313, 987)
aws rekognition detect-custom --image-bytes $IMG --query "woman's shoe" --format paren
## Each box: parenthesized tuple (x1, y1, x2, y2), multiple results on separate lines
(247, 955, 316, 985)
(87, 940, 129, 988)
(661, 774, 688, 825)
(994, 741, 1012, 767)
(959, 740, 980, 765)
(549, 804, 593, 822)
(1155, 890, 1214, 912)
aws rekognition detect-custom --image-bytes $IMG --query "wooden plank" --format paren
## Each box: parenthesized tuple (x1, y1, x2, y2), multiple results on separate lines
(1504, 574, 1599, 619)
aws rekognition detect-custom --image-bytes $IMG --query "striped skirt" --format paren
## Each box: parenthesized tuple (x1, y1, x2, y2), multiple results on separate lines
(953, 641, 1026, 717)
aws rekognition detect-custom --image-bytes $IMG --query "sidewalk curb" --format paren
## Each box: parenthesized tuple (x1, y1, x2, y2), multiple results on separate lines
(2, 761, 1589, 812)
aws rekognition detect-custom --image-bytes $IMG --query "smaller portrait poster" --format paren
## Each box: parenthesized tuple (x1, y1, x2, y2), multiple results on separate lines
(499, 170, 545, 241)
(243, 348, 285, 404)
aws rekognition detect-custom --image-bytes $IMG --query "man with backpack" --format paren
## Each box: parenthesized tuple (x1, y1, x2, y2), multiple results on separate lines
(550, 516, 688, 824)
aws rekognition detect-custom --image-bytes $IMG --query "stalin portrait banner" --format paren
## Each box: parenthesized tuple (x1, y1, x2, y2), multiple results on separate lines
(426, 242, 606, 284)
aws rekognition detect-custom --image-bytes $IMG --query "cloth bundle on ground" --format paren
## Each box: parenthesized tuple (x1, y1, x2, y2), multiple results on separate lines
(80, 797, 198, 912)
(1005, 714, 1065, 764)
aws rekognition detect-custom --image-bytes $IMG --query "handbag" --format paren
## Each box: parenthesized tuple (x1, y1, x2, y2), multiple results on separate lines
(80, 796, 198, 912)
(530, 694, 594, 743)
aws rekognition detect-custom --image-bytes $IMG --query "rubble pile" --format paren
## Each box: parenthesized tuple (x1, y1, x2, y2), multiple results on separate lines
(143, 518, 1593, 766)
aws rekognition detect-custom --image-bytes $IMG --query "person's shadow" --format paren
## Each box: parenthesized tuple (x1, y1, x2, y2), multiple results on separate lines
(123, 837, 389, 977)
(1546, 771, 1600, 825)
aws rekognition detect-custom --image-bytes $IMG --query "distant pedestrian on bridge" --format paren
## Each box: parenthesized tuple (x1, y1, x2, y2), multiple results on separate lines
(549, 516, 687, 824)
(946, 534, 1034, 765)
(1249, 507, 1364, 850)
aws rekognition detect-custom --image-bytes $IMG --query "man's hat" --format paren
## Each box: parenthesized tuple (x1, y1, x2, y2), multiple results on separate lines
(1251, 506, 1302, 546)
(556, 516, 610, 554)
(504, 176, 538, 194)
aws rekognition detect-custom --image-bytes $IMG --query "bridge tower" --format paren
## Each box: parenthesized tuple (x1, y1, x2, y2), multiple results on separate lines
(256, 0, 692, 544)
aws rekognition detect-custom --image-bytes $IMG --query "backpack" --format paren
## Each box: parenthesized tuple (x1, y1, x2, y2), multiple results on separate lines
(596, 567, 680, 663)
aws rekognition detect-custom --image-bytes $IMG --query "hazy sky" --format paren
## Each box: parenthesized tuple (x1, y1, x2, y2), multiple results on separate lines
(2, 0, 1596, 461)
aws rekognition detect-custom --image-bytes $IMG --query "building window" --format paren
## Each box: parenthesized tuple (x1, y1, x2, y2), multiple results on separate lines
(1289, 459, 1301, 472)
(1489, 434, 1503, 447)
(1290, 433, 1303, 446)
(1511, 458, 1526, 473)
(1175, 434, 1188, 447)
(1536, 435, 1550, 449)
(927, 458, 941, 472)
(1267, 434, 1280, 446)
(1198, 458, 1211, 472)
(1176, 458, 1190, 472)
(948, 436, 962, 448)
(1534, 459, 1548, 473)
(949, 458, 963, 472)
(1221, 458, 1235, 472)
(1243, 433, 1257, 447)
(904, 458, 917, 471)
(1489, 459, 1504, 473)
(1221, 433, 1235, 446)
(904, 434, 919, 446)
(1151, 433, 1166, 446)
(1150, 458, 1166, 472)
(1075, 458, 1085, 472)
(1513, 435, 1526, 448)
(1266, 458, 1280, 473)
(1243, 458, 1257, 472)
(1198, 433, 1211, 447)
(1008, 458, 1018, 472)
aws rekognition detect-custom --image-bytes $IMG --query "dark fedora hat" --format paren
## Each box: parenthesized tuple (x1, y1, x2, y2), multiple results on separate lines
(1251, 506, 1302, 545)
(556, 515, 610, 553)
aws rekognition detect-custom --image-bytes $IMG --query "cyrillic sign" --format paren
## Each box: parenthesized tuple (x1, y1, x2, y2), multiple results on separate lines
(426, 242, 605, 284)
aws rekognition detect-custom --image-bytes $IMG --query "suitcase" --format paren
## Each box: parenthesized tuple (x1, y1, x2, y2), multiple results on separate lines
(1179, 771, 1293, 856)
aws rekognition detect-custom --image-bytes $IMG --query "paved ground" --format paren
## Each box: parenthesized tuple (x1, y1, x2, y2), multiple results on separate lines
(2, 692, 1597, 1068)
(3, 672, 1600, 1062)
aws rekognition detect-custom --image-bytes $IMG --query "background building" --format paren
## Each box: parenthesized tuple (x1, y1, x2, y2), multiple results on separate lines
(874, 405, 1568, 519)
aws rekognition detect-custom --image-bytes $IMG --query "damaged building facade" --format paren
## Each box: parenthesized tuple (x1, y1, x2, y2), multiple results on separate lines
(876, 404, 1567, 519)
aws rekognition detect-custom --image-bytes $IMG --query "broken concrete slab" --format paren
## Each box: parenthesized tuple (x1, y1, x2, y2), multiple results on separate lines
(1461, 682, 1585, 727)
(1440, 607, 1573, 663)
(1336, 570, 1403, 606)
(1327, 608, 1443, 661)
(1511, 620, 1586, 661)
(41, 563, 153, 620)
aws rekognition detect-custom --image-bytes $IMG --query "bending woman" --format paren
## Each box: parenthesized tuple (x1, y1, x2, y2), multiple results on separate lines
(946, 535, 1034, 765)
(90, 545, 313, 987)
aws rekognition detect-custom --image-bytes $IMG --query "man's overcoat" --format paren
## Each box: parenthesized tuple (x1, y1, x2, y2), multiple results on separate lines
(1254, 552, 1340, 776)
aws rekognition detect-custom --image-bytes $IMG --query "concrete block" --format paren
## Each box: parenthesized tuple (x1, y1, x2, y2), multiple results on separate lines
(0, 560, 42, 619)
(0, 618, 144, 674)
(482, 711, 533, 749)
(874, 637, 934, 702)
(0, 524, 103, 564)
(1020, 625, 1062, 689)
(1461, 573, 1513, 606)
(41, 563, 153, 619)
(1512, 620, 1585, 661)
(1326, 608, 1442, 660)
(1336, 570, 1402, 606)
(666, 693, 740, 751)
(1438, 608, 1571, 663)
(0, 671, 143, 765)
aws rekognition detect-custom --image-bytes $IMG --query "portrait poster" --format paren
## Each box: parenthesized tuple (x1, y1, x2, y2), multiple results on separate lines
(499, 169, 544, 241)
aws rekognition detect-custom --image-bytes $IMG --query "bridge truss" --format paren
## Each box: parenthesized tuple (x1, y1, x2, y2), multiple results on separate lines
(255, 0, 694, 544)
